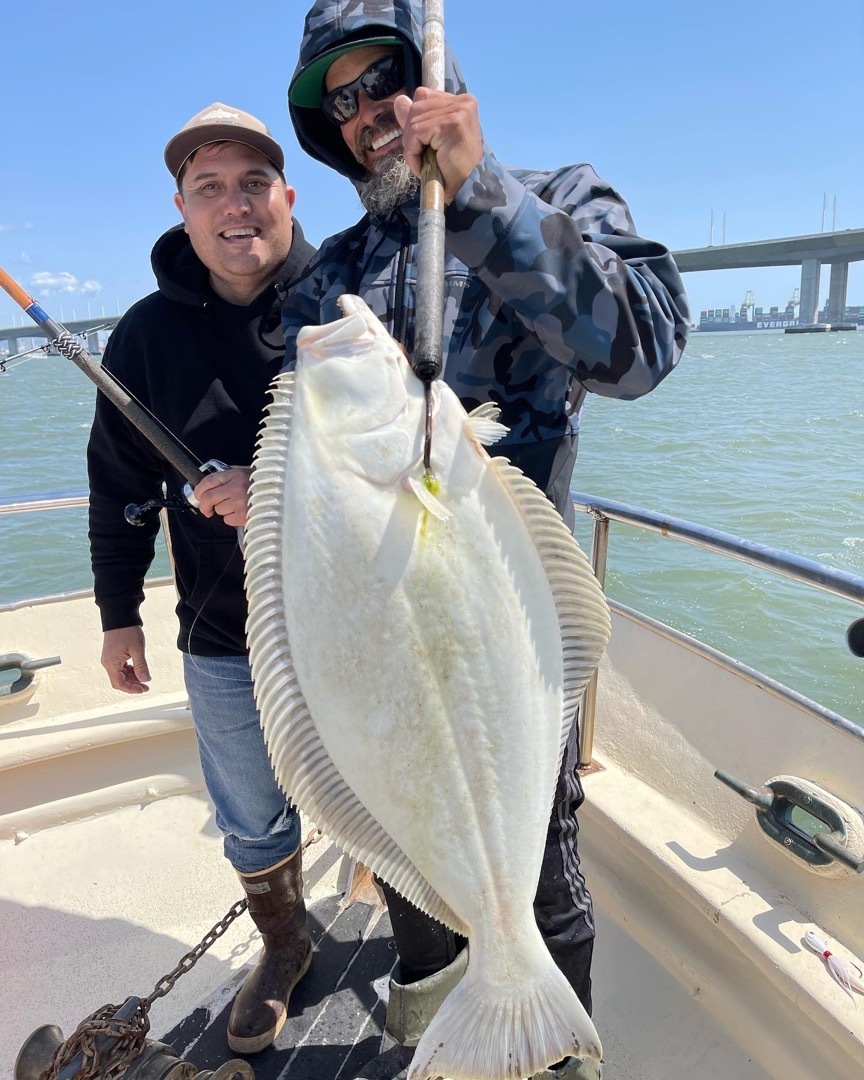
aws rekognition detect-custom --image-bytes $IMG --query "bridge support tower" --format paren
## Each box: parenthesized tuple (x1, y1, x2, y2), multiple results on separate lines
(799, 259, 821, 326)
(824, 262, 850, 323)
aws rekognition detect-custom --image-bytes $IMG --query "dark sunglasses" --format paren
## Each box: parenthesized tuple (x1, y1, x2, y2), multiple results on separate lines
(321, 54, 405, 126)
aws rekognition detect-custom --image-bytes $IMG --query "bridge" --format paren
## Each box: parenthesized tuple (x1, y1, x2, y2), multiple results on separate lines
(672, 228, 864, 324)
(2, 226, 863, 349)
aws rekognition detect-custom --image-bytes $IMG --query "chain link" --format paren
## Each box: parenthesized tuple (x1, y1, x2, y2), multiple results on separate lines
(38, 1001, 150, 1080)
(37, 827, 326, 1079)
(144, 898, 250, 1007)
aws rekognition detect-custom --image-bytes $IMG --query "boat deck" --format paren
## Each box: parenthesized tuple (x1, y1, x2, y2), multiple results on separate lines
(3, 778, 751, 1080)
(6, 582, 864, 1078)
(164, 892, 393, 1078)
(2, 789, 393, 1079)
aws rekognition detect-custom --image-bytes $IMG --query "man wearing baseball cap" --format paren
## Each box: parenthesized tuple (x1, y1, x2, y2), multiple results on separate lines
(87, 103, 315, 1054)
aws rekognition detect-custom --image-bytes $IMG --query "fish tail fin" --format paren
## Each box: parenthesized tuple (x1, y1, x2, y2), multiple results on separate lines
(407, 947, 602, 1080)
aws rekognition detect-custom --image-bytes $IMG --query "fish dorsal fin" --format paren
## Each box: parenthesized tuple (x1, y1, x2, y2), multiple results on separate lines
(466, 402, 509, 446)
(245, 371, 465, 933)
(488, 457, 612, 760)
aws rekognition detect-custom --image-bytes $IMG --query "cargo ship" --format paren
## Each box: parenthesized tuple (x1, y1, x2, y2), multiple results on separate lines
(695, 290, 864, 332)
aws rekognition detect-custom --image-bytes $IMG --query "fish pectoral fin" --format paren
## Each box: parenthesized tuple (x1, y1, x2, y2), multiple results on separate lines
(404, 475, 452, 521)
(467, 401, 502, 422)
(466, 404, 509, 446)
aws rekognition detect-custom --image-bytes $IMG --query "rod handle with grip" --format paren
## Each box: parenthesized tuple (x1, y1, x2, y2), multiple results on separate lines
(183, 459, 246, 547)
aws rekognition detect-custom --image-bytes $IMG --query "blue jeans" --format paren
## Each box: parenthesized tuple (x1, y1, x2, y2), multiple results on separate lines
(182, 653, 301, 873)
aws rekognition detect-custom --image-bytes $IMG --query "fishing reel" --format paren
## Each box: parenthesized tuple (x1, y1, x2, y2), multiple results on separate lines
(125, 486, 191, 526)
(14, 1019, 255, 1080)
(125, 460, 230, 527)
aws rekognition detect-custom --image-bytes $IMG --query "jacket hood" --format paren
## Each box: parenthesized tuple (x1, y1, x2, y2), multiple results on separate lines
(151, 225, 212, 307)
(289, 0, 467, 182)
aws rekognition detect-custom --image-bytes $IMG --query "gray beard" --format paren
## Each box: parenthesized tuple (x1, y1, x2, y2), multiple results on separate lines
(360, 154, 420, 216)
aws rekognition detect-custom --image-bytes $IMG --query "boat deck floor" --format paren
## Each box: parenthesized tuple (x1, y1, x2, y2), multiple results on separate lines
(4, 783, 765, 1080)
(2, 793, 397, 1078)
(164, 893, 394, 1078)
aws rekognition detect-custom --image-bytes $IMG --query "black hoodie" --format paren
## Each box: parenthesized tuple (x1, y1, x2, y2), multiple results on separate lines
(87, 222, 313, 655)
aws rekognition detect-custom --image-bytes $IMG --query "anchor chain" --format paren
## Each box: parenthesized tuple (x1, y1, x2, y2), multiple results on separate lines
(36, 1003, 149, 1080)
(38, 827, 325, 1079)
(143, 898, 251, 1012)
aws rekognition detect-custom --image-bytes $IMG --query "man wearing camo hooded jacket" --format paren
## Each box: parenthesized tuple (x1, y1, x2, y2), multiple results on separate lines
(283, 3, 691, 1078)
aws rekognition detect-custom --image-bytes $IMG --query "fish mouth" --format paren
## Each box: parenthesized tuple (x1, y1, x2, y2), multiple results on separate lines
(298, 311, 372, 354)
(297, 307, 420, 431)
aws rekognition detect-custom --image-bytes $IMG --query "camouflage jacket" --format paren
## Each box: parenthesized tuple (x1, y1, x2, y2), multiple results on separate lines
(284, 0, 690, 521)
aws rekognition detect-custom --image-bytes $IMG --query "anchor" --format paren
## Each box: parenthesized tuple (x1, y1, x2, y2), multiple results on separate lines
(14, 1013, 254, 1080)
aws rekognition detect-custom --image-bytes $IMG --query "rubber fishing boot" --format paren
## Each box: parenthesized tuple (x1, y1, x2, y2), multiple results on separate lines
(226, 848, 313, 1054)
(353, 949, 469, 1079)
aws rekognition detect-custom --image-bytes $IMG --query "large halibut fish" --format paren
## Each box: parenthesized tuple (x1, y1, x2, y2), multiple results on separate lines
(244, 295, 611, 1080)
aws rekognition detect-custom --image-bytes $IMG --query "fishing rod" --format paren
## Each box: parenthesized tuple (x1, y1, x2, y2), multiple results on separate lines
(0, 266, 209, 491)
(414, 0, 446, 382)
(413, 0, 446, 470)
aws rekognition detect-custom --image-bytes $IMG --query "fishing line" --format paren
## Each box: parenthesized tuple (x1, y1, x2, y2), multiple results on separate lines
(184, 537, 245, 671)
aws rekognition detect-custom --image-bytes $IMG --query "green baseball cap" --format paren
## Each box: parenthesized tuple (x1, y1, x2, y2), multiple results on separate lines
(289, 37, 403, 109)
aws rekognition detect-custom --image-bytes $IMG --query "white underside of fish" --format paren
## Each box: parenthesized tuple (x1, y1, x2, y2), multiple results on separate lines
(244, 295, 610, 1079)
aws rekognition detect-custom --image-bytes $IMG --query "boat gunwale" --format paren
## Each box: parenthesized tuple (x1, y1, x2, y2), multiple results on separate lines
(608, 600, 864, 745)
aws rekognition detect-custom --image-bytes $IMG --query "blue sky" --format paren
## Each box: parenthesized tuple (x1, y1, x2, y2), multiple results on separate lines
(1, 0, 862, 330)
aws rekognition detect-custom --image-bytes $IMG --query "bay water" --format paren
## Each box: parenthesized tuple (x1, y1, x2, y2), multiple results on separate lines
(1, 330, 862, 720)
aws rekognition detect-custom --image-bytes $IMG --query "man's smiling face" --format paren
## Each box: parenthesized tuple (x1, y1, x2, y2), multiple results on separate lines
(174, 142, 295, 304)
(325, 45, 406, 171)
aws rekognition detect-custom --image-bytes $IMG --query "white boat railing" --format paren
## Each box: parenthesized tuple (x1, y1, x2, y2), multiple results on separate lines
(0, 489, 89, 515)
(572, 490, 864, 761)
(4, 489, 863, 758)
(0, 490, 173, 612)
